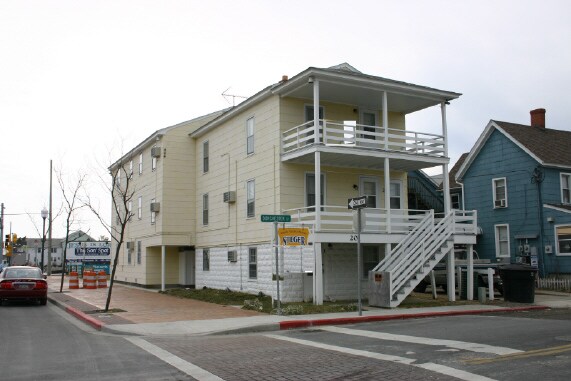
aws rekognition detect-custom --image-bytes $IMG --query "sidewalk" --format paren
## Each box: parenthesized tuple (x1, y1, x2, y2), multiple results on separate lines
(47, 275, 569, 337)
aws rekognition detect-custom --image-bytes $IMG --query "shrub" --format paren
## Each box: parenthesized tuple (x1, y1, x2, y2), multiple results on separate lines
(243, 298, 264, 311)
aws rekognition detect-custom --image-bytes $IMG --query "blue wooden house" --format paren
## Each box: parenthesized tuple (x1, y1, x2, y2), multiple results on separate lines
(456, 109, 571, 277)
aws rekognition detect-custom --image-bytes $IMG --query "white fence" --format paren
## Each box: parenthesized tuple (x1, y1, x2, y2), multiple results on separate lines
(536, 277, 571, 291)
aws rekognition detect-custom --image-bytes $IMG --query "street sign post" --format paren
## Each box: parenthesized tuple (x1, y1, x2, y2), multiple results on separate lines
(348, 196, 368, 316)
(261, 214, 292, 315)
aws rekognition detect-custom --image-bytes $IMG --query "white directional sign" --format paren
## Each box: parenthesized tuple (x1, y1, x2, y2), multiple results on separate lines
(348, 196, 368, 209)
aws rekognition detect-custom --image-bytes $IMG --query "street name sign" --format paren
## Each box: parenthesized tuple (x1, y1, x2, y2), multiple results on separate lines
(348, 196, 367, 210)
(261, 214, 292, 223)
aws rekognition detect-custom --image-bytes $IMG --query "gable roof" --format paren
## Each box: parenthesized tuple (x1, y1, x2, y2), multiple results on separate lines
(191, 63, 461, 138)
(441, 152, 468, 189)
(457, 120, 571, 181)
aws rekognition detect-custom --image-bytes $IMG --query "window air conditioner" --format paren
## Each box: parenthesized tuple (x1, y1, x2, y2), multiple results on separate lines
(150, 202, 160, 213)
(223, 191, 236, 203)
(495, 199, 506, 208)
(151, 147, 161, 158)
(227, 250, 237, 262)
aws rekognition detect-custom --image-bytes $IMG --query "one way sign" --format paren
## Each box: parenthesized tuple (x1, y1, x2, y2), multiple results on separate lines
(348, 196, 368, 209)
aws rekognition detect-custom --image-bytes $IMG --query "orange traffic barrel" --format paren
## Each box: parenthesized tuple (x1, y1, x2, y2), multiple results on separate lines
(68, 271, 79, 289)
(83, 271, 97, 289)
(97, 270, 108, 288)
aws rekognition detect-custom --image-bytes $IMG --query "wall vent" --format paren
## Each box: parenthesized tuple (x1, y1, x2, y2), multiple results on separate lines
(150, 202, 160, 213)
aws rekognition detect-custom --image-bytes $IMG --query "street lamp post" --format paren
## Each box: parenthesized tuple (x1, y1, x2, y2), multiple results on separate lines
(40, 207, 48, 272)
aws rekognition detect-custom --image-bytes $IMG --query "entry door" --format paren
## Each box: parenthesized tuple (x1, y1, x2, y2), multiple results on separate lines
(360, 176, 379, 208)
(360, 111, 377, 140)
(179, 250, 195, 287)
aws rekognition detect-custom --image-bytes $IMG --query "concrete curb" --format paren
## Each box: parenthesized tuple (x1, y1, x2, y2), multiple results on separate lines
(279, 305, 550, 330)
(48, 295, 105, 331)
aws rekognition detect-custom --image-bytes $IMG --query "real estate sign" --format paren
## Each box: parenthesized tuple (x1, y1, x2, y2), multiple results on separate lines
(278, 227, 310, 246)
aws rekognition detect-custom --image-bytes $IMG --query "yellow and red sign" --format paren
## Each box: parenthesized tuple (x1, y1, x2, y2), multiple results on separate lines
(278, 228, 310, 246)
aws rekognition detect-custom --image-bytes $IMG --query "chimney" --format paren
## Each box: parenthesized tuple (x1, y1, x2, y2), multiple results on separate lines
(530, 108, 546, 128)
(281, 75, 288, 82)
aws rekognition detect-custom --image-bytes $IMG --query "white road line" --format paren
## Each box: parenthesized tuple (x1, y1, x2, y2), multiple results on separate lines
(266, 334, 497, 381)
(126, 337, 225, 381)
(319, 326, 522, 355)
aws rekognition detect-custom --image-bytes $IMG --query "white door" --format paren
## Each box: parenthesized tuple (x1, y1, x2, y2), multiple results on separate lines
(178, 250, 195, 286)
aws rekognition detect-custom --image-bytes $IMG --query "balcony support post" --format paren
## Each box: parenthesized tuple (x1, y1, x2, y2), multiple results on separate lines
(441, 102, 451, 214)
(313, 78, 320, 143)
(382, 91, 392, 260)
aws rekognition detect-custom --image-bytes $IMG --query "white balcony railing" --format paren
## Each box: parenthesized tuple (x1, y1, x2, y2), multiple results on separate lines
(282, 120, 445, 157)
(282, 206, 477, 235)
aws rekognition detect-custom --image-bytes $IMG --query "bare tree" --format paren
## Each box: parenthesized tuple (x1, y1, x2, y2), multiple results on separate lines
(84, 159, 134, 312)
(56, 169, 87, 292)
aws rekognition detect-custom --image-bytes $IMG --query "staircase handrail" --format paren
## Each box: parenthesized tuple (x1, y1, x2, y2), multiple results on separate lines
(374, 210, 434, 272)
(391, 212, 455, 292)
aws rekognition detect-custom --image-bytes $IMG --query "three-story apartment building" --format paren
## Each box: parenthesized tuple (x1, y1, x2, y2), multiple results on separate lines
(111, 64, 477, 307)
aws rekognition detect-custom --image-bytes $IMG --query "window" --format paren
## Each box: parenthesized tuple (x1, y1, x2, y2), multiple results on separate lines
(390, 181, 402, 209)
(247, 180, 255, 218)
(493, 178, 507, 208)
(246, 117, 254, 155)
(129, 160, 133, 176)
(361, 111, 377, 140)
(203, 249, 210, 271)
(151, 198, 156, 224)
(304, 105, 324, 124)
(360, 177, 378, 208)
(137, 241, 142, 264)
(561, 173, 571, 204)
(138, 196, 142, 219)
(556, 225, 571, 255)
(138, 153, 143, 175)
(127, 244, 132, 264)
(306, 173, 325, 212)
(451, 193, 461, 210)
(51, 248, 57, 254)
(202, 194, 209, 225)
(128, 200, 132, 216)
(37, 247, 41, 254)
(495, 224, 510, 258)
(249, 247, 257, 279)
(363, 246, 382, 278)
(203, 141, 209, 173)
(116, 171, 121, 188)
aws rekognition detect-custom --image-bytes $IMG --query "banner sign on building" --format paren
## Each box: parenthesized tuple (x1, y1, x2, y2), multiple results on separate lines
(278, 228, 310, 246)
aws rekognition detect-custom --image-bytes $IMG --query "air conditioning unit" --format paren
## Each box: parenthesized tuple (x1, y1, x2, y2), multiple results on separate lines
(223, 191, 236, 203)
(495, 199, 506, 208)
(126, 241, 134, 252)
(227, 250, 237, 262)
(151, 146, 161, 158)
(150, 202, 160, 213)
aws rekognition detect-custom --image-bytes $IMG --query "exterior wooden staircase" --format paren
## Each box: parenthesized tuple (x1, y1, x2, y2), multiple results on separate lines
(368, 210, 456, 308)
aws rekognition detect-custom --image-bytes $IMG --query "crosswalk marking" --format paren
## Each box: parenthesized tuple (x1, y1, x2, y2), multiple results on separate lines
(319, 326, 522, 355)
(126, 337, 225, 381)
(266, 334, 497, 381)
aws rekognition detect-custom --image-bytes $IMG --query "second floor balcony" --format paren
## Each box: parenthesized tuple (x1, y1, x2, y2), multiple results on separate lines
(281, 119, 447, 171)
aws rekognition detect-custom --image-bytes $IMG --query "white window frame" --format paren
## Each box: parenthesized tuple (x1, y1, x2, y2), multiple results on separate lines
(305, 172, 326, 212)
(129, 160, 133, 176)
(246, 179, 255, 218)
(389, 180, 403, 209)
(203, 140, 209, 173)
(202, 193, 209, 226)
(138, 196, 142, 220)
(138, 153, 143, 175)
(150, 198, 156, 225)
(561, 173, 571, 204)
(127, 244, 132, 264)
(494, 224, 510, 258)
(137, 241, 142, 264)
(451, 193, 461, 210)
(248, 247, 257, 279)
(246, 117, 255, 155)
(203, 249, 210, 271)
(493, 177, 508, 208)
(555, 224, 571, 256)
(359, 176, 380, 208)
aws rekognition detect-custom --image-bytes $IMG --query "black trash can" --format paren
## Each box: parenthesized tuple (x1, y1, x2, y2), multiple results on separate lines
(498, 264, 537, 303)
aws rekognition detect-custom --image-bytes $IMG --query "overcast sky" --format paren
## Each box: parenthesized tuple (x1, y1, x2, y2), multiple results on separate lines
(1, 0, 570, 240)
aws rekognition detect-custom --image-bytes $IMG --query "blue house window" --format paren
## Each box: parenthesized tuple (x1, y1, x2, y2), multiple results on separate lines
(556, 226, 571, 256)
(493, 178, 507, 208)
(561, 173, 571, 204)
(495, 224, 510, 258)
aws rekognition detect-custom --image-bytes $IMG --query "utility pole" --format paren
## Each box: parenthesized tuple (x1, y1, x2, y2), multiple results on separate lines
(48, 160, 53, 275)
(1, 203, 4, 262)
